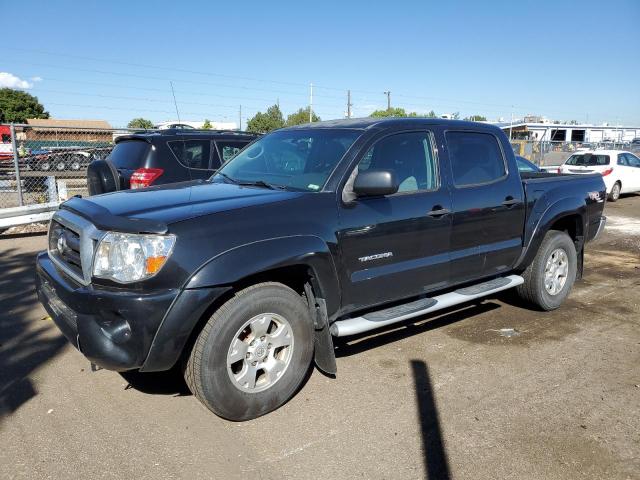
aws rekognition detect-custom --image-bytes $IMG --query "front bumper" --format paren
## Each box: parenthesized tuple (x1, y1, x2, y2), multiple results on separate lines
(36, 251, 178, 371)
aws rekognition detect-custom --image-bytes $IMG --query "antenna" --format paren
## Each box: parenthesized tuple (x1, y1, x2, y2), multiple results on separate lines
(169, 81, 193, 185)
(170, 81, 181, 124)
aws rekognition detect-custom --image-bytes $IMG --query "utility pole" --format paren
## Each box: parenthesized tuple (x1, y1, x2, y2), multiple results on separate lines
(239, 105, 242, 131)
(509, 105, 514, 141)
(384, 91, 391, 111)
(346, 89, 353, 119)
(309, 83, 314, 123)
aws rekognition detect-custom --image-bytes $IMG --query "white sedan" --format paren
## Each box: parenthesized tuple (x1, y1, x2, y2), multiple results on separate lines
(557, 150, 640, 201)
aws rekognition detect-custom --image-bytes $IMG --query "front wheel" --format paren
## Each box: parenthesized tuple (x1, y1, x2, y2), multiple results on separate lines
(516, 230, 577, 311)
(184, 282, 314, 421)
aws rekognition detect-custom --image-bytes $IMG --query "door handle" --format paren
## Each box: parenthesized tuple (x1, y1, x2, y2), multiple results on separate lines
(502, 197, 521, 207)
(427, 206, 451, 218)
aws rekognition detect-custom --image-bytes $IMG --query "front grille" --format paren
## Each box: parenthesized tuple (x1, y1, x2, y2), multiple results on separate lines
(49, 220, 84, 281)
(48, 210, 101, 285)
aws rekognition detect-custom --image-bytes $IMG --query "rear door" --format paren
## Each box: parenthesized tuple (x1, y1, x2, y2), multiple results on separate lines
(445, 130, 526, 282)
(337, 129, 452, 310)
(623, 153, 640, 191)
(107, 139, 151, 187)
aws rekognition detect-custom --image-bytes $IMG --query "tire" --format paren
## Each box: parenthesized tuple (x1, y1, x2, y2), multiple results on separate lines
(516, 230, 577, 311)
(39, 160, 51, 171)
(55, 158, 66, 171)
(608, 182, 621, 202)
(184, 282, 314, 421)
(70, 155, 82, 171)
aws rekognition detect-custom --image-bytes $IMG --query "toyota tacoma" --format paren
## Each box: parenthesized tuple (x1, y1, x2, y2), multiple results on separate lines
(36, 118, 606, 421)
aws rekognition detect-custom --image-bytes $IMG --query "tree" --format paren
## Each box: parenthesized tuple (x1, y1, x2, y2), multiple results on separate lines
(246, 104, 285, 133)
(370, 107, 418, 118)
(285, 107, 320, 126)
(202, 119, 212, 129)
(127, 118, 154, 129)
(464, 114, 487, 122)
(451, 112, 460, 120)
(426, 110, 437, 118)
(0, 88, 49, 123)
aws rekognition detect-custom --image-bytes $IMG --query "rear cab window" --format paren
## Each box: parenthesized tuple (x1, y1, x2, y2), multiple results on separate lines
(108, 140, 150, 170)
(446, 131, 506, 187)
(168, 140, 212, 170)
(565, 154, 610, 166)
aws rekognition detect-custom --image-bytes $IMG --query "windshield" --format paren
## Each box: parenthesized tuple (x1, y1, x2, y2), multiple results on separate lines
(565, 154, 610, 166)
(516, 157, 538, 172)
(214, 129, 361, 191)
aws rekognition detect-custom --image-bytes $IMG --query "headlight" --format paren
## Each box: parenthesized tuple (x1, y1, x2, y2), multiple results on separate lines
(92, 232, 176, 283)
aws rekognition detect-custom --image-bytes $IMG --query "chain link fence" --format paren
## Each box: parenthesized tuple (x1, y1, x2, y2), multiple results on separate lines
(0, 123, 124, 210)
(509, 139, 640, 167)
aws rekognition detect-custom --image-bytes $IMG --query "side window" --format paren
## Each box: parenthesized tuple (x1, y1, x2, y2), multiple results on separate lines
(216, 140, 249, 165)
(625, 153, 640, 167)
(168, 140, 211, 169)
(618, 154, 628, 166)
(358, 132, 438, 193)
(446, 131, 506, 187)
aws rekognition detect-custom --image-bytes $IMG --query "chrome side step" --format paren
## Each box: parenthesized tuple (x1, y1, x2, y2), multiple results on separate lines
(330, 275, 524, 337)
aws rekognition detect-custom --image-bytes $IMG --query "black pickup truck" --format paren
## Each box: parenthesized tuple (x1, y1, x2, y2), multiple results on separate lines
(36, 118, 606, 421)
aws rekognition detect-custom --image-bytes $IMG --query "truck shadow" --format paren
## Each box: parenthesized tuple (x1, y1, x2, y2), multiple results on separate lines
(119, 367, 191, 396)
(0, 245, 67, 419)
(411, 359, 452, 480)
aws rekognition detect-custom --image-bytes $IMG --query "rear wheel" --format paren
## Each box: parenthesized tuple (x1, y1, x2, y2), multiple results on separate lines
(608, 182, 621, 202)
(516, 230, 577, 311)
(184, 282, 314, 421)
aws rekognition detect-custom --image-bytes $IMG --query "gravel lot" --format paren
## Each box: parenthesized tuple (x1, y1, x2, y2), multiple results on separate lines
(1, 195, 638, 480)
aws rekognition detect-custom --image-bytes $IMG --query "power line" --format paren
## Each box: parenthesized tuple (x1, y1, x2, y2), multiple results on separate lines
(6, 59, 346, 100)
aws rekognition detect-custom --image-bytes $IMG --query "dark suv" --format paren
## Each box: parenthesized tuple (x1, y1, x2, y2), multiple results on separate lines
(87, 129, 257, 194)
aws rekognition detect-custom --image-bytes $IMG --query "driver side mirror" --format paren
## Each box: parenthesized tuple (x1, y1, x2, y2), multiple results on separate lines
(353, 169, 399, 197)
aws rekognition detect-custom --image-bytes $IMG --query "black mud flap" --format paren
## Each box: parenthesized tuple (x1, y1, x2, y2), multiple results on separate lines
(304, 283, 337, 376)
(577, 247, 584, 280)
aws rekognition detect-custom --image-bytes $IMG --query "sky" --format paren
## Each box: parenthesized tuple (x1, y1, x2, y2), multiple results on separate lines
(2, 0, 639, 128)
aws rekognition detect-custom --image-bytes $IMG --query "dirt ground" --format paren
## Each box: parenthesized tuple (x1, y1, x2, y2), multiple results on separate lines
(0, 195, 638, 480)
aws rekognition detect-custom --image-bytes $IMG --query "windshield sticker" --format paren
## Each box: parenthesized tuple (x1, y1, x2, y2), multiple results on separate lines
(308, 184, 320, 190)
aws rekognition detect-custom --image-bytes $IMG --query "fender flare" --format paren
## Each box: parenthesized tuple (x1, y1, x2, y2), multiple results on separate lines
(515, 196, 587, 270)
(185, 235, 342, 317)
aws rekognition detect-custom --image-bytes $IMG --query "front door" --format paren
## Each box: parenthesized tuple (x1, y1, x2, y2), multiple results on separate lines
(337, 130, 452, 311)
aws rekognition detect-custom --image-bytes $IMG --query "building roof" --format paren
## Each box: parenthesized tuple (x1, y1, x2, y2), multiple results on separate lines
(25, 119, 112, 129)
(492, 121, 639, 130)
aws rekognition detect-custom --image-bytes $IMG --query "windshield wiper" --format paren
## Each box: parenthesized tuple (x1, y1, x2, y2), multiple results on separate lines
(237, 180, 285, 190)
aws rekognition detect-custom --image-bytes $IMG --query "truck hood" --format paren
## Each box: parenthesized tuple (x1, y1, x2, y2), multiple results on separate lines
(62, 180, 302, 232)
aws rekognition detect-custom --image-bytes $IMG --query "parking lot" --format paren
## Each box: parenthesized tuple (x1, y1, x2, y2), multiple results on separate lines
(0, 195, 638, 480)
